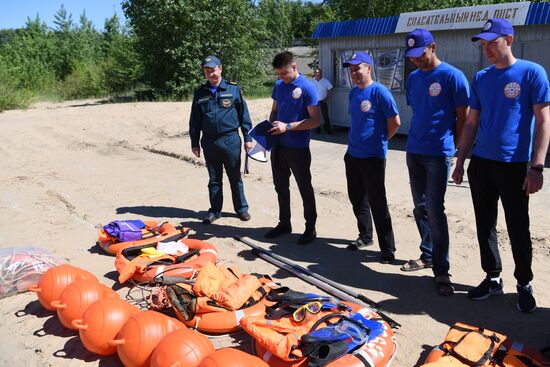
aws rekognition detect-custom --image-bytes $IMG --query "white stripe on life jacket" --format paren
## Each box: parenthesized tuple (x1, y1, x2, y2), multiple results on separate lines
(234, 310, 245, 326)
(155, 265, 165, 277)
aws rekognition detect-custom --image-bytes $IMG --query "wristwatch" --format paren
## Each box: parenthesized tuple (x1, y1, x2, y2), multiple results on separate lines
(530, 165, 544, 173)
(286, 123, 292, 131)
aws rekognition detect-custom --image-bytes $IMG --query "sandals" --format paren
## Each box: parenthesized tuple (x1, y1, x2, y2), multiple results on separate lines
(400, 258, 433, 272)
(435, 275, 454, 297)
(346, 237, 373, 251)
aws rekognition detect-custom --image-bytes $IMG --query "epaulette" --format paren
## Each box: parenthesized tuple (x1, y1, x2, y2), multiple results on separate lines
(227, 81, 238, 85)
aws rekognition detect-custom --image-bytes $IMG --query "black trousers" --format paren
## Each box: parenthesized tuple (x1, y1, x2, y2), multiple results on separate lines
(467, 155, 533, 284)
(344, 153, 395, 255)
(271, 145, 317, 230)
(319, 100, 332, 132)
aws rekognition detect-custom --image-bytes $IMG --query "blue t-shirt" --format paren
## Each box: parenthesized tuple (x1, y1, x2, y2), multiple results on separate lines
(272, 74, 319, 148)
(347, 82, 399, 159)
(406, 62, 470, 157)
(471, 59, 550, 162)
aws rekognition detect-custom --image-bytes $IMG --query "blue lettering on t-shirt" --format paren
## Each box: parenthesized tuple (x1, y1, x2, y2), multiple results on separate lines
(271, 74, 319, 148)
(406, 62, 470, 157)
(470, 59, 550, 162)
(347, 82, 399, 159)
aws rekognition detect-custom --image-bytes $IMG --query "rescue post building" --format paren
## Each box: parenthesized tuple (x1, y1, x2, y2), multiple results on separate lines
(312, 1, 550, 133)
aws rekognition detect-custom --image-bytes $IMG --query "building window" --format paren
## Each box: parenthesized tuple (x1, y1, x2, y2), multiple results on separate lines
(336, 49, 405, 92)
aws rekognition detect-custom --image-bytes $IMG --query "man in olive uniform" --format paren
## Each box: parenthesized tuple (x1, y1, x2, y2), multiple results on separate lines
(189, 55, 253, 224)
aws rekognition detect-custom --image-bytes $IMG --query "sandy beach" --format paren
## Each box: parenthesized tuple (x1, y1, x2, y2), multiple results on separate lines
(0, 98, 548, 366)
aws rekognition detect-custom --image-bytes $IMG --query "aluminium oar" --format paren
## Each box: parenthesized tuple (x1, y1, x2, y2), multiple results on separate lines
(233, 235, 400, 329)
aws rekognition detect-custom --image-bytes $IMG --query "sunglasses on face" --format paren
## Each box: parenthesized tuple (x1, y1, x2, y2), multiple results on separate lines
(292, 301, 323, 322)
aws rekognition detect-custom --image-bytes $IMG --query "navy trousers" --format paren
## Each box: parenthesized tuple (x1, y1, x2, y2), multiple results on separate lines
(201, 133, 248, 215)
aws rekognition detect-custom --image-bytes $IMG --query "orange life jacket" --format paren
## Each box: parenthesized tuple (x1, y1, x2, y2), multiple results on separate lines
(175, 262, 272, 314)
(241, 309, 343, 362)
(423, 322, 548, 367)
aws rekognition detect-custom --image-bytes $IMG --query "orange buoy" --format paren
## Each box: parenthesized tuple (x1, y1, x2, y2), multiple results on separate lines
(50, 278, 117, 330)
(28, 264, 97, 311)
(72, 297, 140, 355)
(150, 328, 215, 367)
(108, 310, 184, 367)
(198, 348, 269, 367)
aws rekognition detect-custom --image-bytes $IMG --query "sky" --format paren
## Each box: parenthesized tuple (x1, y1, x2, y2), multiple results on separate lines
(0, 1, 126, 31)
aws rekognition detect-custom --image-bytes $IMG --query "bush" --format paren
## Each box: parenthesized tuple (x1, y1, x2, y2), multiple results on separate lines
(59, 62, 106, 99)
(0, 85, 32, 111)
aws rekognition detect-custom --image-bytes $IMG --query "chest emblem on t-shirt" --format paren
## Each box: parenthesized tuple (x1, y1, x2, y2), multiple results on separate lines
(360, 99, 372, 112)
(429, 82, 442, 97)
(504, 82, 521, 99)
(292, 87, 303, 99)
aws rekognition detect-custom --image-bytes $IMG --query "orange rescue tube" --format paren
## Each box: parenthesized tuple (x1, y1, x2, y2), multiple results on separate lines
(98, 220, 190, 255)
(108, 310, 184, 367)
(71, 297, 140, 355)
(199, 348, 269, 367)
(115, 238, 218, 283)
(150, 328, 215, 367)
(179, 297, 272, 334)
(28, 264, 97, 311)
(51, 278, 117, 330)
(251, 303, 397, 367)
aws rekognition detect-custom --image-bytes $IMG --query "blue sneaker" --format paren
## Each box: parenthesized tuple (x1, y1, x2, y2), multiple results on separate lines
(468, 278, 503, 300)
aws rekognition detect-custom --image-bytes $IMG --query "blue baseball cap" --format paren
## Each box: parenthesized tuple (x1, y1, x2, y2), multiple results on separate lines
(405, 29, 434, 57)
(202, 55, 221, 68)
(472, 18, 514, 42)
(343, 51, 372, 67)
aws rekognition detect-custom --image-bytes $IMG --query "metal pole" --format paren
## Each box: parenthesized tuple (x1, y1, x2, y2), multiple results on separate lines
(234, 236, 400, 329)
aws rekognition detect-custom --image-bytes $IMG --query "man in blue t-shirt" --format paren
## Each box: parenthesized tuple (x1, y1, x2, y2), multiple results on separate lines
(453, 19, 550, 312)
(401, 29, 470, 297)
(343, 52, 401, 264)
(264, 51, 321, 245)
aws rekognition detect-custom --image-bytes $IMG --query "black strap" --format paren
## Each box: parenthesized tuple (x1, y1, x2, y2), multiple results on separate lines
(355, 353, 374, 367)
(175, 249, 200, 263)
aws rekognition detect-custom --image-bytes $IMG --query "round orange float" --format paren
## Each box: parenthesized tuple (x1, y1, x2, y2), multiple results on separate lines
(98, 220, 190, 255)
(150, 328, 215, 367)
(50, 278, 117, 330)
(115, 238, 218, 283)
(28, 264, 97, 311)
(108, 310, 184, 367)
(198, 348, 269, 367)
(72, 297, 140, 355)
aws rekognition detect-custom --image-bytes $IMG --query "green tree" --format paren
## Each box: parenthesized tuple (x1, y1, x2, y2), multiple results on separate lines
(257, 0, 293, 49)
(103, 30, 142, 94)
(123, 0, 265, 98)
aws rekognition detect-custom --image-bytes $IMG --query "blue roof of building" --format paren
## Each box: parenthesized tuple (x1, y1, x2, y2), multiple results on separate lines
(313, 2, 550, 39)
(526, 1, 550, 25)
(311, 16, 398, 39)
